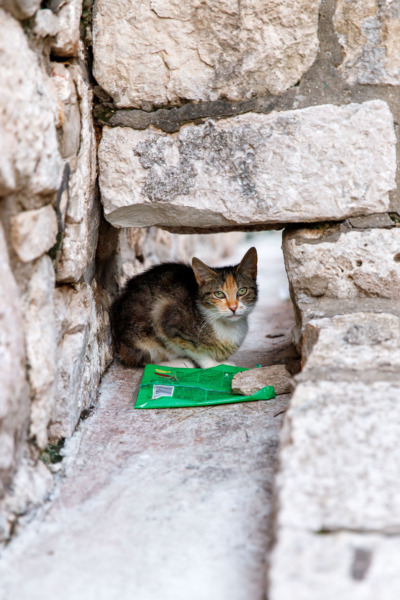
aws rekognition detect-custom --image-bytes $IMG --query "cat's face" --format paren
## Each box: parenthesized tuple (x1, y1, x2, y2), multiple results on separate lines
(192, 247, 258, 323)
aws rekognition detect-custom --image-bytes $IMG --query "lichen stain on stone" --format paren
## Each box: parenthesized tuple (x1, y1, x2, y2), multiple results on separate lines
(134, 120, 274, 204)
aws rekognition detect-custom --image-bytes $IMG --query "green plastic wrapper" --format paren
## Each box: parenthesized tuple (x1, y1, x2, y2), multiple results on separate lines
(135, 363, 276, 409)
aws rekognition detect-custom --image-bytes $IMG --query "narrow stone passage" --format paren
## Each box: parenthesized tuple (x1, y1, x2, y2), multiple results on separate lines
(0, 233, 298, 600)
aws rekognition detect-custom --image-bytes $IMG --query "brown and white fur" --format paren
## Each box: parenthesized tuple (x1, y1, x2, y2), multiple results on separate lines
(110, 247, 258, 369)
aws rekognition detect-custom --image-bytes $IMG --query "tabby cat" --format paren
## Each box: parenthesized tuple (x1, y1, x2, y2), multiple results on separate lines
(111, 247, 258, 369)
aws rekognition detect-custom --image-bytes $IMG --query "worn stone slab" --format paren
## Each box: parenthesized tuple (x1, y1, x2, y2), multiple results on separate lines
(0, 9, 63, 198)
(270, 528, 400, 600)
(232, 365, 292, 396)
(10, 205, 58, 263)
(0, 361, 289, 600)
(301, 313, 400, 381)
(276, 380, 400, 532)
(93, 0, 320, 108)
(98, 101, 396, 230)
(334, 0, 400, 85)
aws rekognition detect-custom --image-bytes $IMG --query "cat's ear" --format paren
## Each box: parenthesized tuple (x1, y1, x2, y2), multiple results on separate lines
(192, 257, 217, 285)
(237, 247, 257, 279)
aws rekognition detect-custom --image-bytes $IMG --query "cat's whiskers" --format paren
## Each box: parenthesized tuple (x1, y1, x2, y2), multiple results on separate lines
(198, 311, 220, 334)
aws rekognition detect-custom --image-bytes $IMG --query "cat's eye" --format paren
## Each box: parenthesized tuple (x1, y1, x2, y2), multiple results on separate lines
(214, 291, 226, 299)
(237, 287, 247, 296)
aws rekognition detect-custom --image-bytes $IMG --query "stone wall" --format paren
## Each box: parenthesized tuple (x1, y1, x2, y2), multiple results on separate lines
(2, 0, 400, 593)
(92, 0, 400, 596)
(0, 1, 240, 542)
(0, 0, 108, 541)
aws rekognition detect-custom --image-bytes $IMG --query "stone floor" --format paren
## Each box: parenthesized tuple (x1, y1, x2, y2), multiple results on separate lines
(0, 232, 298, 600)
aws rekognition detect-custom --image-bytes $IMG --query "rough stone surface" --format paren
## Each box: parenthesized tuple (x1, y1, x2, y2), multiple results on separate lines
(93, 0, 320, 109)
(56, 64, 98, 283)
(50, 63, 81, 159)
(98, 101, 396, 230)
(334, 0, 400, 86)
(33, 9, 60, 38)
(51, 282, 109, 439)
(0, 9, 63, 198)
(300, 313, 400, 382)
(283, 227, 400, 303)
(276, 380, 400, 532)
(23, 257, 57, 450)
(232, 365, 292, 396)
(0, 224, 28, 504)
(270, 529, 400, 600)
(51, 0, 82, 57)
(10, 205, 58, 263)
(0, 457, 53, 543)
(347, 213, 395, 229)
(0, 0, 40, 19)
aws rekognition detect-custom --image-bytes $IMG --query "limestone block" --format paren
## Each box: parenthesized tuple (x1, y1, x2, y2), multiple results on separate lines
(23, 256, 57, 449)
(0, 9, 63, 197)
(301, 313, 400, 380)
(0, 223, 29, 499)
(98, 101, 396, 230)
(51, 0, 82, 57)
(33, 8, 59, 37)
(56, 64, 98, 283)
(232, 365, 292, 396)
(334, 0, 400, 85)
(276, 380, 400, 532)
(0, 0, 40, 19)
(270, 529, 400, 600)
(93, 0, 320, 108)
(283, 227, 400, 306)
(52, 283, 102, 438)
(10, 205, 58, 263)
(50, 63, 81, 159)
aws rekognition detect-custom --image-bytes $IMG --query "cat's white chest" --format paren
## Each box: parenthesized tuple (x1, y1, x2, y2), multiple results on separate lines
(212, 317, 248, 348)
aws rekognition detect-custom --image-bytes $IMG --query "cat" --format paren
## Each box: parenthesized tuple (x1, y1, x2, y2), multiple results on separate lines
(110, 247, 258, 369)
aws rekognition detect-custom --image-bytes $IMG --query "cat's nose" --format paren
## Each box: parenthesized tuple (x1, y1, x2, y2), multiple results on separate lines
(230, 305, 238, 313)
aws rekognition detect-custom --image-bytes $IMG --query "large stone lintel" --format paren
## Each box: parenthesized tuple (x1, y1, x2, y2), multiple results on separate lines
(98, 101, 396, 231)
